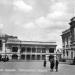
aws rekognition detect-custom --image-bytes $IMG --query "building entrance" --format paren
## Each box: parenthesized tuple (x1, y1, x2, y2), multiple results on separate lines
(12, 54, 18, 60)
(21, 55, 25, 60)
(26, 55, 31, 60)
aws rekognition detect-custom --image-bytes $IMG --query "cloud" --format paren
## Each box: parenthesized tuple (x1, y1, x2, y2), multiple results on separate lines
(48, 2, 67, 19)
(35, 16, 50, 28)
(0, 0, 12, 5)
(13, 0, 32, 12)
(33, 1, 69, 31)
(24, 22, 36, 29)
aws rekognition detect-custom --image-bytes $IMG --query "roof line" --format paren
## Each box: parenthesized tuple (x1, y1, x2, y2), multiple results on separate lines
(20, 41, 56, 43)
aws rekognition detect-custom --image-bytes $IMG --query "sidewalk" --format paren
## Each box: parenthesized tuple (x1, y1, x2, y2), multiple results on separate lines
(0, 61, 75, 75)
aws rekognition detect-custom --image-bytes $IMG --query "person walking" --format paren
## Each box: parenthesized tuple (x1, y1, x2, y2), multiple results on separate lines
(55, 59, 59, 72)
(50, 58, 54, 72)
(43, 59, 46, 67)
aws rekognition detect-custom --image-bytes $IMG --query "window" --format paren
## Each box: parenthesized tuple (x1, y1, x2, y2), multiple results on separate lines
(42, 55, 45, 60)
(63, 50, 65, 56)
(71, 52, 73, 59)
(37, 55, 40, 60)
(26, 55, 30, 60)
(0, 40, 2, 50)
(37, 48, 41, 53)
(20, 47, 26, 53)
(66, 51, 68, 56)
(0, 40, 2, 47)
(27, 47, 31, 52)
(32, 55, 35, 60)
(32, 48, 36, 53)
(12, 47, 18, 52)
(49, 48, 54, 53)
(21, 55, 25, 60)
(12, 54, 18, 60)
(42, 48, 46, 53)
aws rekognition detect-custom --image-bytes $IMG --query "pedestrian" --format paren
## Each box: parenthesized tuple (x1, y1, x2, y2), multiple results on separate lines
(50, 58, 54, 72)
(55, 59, 59, 72)
(43, 59, 46, 67)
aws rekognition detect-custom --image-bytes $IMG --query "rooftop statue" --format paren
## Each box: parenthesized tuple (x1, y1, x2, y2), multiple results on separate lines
(69, 17, 75, 27)
(71, 17, 75, 22)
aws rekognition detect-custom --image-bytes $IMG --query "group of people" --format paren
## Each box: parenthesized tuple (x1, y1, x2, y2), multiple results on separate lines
(43, 58, 59, 72)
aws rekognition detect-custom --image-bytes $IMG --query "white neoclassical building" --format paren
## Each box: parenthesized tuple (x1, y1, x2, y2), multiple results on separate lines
(0, 34, 57, 61)
(61, 17, 75, 63)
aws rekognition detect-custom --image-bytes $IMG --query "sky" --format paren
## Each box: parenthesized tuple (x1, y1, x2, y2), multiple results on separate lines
(0, 0, 75, 48)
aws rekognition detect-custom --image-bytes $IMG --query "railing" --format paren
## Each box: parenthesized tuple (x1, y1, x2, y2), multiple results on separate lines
(0, 53, 62, 55)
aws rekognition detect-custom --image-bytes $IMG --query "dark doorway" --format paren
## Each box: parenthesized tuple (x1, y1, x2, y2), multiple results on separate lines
(49, 48, 54, 53)
(42, 55, 45, 60)
(32, 48, 36, 53)
(37, 55, 40, 60)
(27, 48, 31, 52)
(42, 48, 46, 53)
(37, 48, 41, 53)
(21, 55, 25, 60)
(20, 47, 26, 53)
(0, 40, 2, 50)
(32, 55, 35, 60)
(12, 54, 18, 60)
(26, 55, 31, 60)
(12, 47, 18, 52)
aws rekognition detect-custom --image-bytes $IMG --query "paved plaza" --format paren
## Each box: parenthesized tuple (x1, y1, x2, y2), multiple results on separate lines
(0, 61, 75, 75)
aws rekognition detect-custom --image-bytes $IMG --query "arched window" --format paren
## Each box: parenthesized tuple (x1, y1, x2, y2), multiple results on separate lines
(42, 48, 46, 53)
(42, 55, 45, 60)
(27, 47, 31, 52)
(71, 52, 73, 58)
(37, 55, 40, 60)
(0, 40, 2, 50)
(26, 55, 31, 60)
(12, 54, 18, 60)
(32, 55, 35, 60)
(21, 55, 25, 60)
(12, 47, 18, 52)
(37, 48, 41, 53)
(20, 47, 26, 53)
(32, 48, 36, 53)
(49, 48, 54, 53)
(66, 50, 68, 56)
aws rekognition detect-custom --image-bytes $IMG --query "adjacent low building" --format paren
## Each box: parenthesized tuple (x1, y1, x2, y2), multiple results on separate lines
(0, 34, 57, 61)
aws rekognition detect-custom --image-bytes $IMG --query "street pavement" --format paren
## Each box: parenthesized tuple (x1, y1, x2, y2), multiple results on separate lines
(0, 61, 75, 75)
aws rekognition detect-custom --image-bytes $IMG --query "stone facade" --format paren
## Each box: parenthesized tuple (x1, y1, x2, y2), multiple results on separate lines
(0, 34, 57, 61)
(61, 17, 75, 63)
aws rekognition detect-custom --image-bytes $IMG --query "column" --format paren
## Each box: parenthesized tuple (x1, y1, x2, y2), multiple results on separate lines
(54, 48, 57, 60)
(2, 39, 6, 54)
(45, 48, 47, 60)
(25, 47, 27, 60)
(30, 47, 32, 60)
(35, 47, 37, 60)
(18, 46, 20, 60)
(41, 48, 42, 60)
